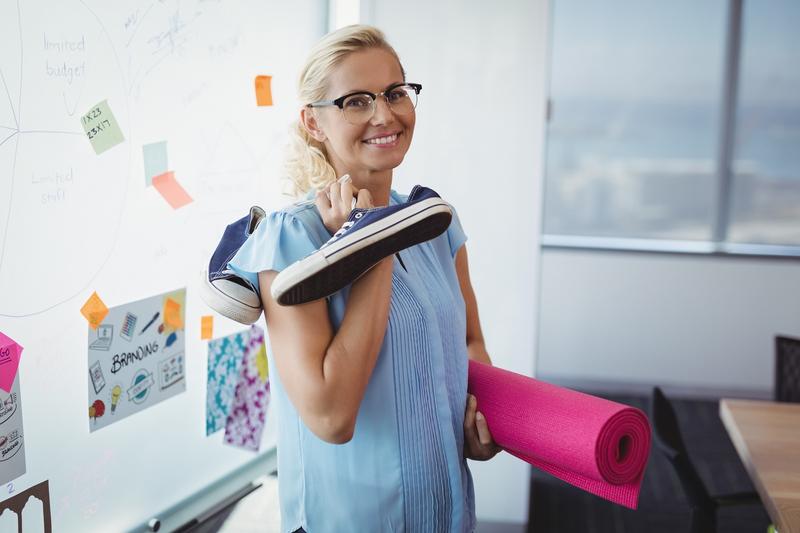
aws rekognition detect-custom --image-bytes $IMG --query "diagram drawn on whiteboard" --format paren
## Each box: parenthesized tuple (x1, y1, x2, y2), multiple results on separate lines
(0, 0, 130, 317)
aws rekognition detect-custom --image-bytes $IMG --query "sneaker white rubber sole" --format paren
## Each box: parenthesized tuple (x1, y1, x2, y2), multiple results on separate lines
(271, 198, 453, 306)
(199, 270, 263, 325)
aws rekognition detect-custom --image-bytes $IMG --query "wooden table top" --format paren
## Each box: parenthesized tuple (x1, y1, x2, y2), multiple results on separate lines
(720, 399, 800, 533)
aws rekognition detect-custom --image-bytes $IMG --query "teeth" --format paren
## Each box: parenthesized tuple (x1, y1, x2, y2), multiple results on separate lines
(366, 134, 398, 145)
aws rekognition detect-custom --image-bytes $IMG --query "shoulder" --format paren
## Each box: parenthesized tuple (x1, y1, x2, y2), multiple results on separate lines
(268, 196, 328, 248)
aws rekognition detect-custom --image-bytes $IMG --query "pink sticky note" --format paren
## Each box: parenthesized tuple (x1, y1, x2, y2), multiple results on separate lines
(0, 332, 23, 393)
(152, 171, 193, 209)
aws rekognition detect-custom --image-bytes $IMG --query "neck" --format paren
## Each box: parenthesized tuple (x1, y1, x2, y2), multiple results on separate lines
(339, 168, 393, 207)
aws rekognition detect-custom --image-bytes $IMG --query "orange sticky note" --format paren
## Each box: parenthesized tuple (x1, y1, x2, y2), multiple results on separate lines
(163, 298, 183, 329)
(81, 292, 109, 330)
(152, 171, 193, 209)
(201, 316, 213, 340)
(255, 75, 273, 106)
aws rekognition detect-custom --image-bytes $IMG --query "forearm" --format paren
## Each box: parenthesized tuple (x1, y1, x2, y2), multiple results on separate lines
(467, 339, 491, 365)
(320, 257, 393, 425)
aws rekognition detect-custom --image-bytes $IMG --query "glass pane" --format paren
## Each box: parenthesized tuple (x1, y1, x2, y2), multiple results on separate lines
(544, 0, 727, 240)
(729, 0, 800, 245)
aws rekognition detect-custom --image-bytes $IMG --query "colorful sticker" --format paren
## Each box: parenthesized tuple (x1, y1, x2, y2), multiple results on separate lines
(254, 75, 273, 106)
(0, 332, 23, 393)
(143, 141, 168, 186)
(80, 292, 108, 330)
(152, 171, 193, 209)
(224, 325, 270, 451)
(201, 316, 213, 340)
(206, 329, 249, 435)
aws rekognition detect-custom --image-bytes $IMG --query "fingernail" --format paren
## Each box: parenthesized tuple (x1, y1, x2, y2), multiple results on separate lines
(476, 412, 484, 421)
(339, 174, 351, 183)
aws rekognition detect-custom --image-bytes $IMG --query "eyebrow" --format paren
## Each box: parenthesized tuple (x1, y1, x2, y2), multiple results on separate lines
(339, 81, 406, 95)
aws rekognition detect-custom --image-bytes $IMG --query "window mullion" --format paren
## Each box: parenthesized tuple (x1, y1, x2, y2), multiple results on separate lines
(713, 0, 744, 247)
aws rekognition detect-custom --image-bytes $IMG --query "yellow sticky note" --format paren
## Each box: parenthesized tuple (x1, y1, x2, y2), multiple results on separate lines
(255, 342, 269, 382)
(255, 75, 273, 106)
(201, 316, 213, 340)
(81, 292, 109, 330)
(152, 171, 193, 209)
(163, 298, 183, 329)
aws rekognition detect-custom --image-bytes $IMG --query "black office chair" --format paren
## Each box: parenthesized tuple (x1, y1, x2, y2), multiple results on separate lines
(775, 335, 800, 403)
(649, 387, 761, 533)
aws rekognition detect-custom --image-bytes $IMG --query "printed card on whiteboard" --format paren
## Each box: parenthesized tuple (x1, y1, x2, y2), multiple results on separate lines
(87, 288, 187, 432)
(0, 375, 26, 484)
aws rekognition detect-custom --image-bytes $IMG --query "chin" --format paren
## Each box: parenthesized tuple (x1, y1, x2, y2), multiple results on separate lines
(370, 155, 405, 172)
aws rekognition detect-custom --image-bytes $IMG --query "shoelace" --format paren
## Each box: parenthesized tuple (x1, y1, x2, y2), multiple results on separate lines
(325, 221, 354, 245)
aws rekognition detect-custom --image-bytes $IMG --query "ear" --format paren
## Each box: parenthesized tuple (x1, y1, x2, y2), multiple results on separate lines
(300, 107, 327, 142)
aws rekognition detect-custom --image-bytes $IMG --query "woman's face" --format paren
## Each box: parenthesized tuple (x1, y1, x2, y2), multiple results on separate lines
(307, 48, 415, 181)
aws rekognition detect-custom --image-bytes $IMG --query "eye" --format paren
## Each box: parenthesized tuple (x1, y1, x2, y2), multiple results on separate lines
(344, 95, 372, 109)
(386, 88, 409, 103)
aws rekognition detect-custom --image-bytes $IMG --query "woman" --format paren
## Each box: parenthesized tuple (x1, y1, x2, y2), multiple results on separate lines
(230, 24, 499, 533)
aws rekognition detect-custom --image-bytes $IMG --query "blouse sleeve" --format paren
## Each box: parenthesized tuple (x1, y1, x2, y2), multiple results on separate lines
(446, 204, 468, 258)
(227, 210, 319, 290)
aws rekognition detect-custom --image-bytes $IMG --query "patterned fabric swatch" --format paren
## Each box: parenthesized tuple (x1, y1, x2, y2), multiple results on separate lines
(224, 325, 270, 451)
(206, 329, 249, 435)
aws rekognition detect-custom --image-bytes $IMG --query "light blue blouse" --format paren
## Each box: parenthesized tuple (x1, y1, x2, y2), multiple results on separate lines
(229, 189, 475, 533)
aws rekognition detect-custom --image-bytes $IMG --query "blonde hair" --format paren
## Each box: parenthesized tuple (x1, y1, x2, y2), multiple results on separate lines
(284, 25, 405, 197)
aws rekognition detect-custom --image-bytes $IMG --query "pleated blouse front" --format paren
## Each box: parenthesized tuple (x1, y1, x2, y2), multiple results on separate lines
(228, 189, 475, 533)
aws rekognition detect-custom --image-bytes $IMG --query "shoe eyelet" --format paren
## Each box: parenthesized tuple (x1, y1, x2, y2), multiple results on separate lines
(355, 213, 363, 219)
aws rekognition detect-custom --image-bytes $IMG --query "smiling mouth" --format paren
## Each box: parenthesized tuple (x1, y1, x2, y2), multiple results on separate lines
(363, 132, 400, 145)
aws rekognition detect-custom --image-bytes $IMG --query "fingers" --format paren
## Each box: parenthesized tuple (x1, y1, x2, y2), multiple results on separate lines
(316, 176, 359, 234)
(463, 394, 480, 457)
(463, 394, 500, 460)
(339, 181, 356, 210)
(315, 189, 331, 211)
(475, 412, 492, 446)
(355, 188, 374, 209)
(328, 181, 343, 207)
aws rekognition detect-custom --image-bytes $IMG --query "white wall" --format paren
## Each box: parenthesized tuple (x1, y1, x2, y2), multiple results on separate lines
(537, 249, 800, 397)
(365, 0, 550, 526)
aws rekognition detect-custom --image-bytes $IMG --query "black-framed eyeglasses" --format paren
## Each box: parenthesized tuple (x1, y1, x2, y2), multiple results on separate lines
(307, 82, 422, 125)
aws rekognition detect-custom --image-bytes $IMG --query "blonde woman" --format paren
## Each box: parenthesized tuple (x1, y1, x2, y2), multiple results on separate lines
(229, 25, 499, 533)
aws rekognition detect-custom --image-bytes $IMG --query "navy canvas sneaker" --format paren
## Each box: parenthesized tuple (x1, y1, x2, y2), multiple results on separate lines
(200, 206, 266, 324)
(271, 185, 452, 306)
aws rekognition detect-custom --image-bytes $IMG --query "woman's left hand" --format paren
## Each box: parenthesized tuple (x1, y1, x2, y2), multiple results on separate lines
(463, 393, 502, 461)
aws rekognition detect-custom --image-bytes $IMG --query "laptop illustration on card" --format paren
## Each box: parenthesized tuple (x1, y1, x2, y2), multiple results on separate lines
(90, 325, 114, 351)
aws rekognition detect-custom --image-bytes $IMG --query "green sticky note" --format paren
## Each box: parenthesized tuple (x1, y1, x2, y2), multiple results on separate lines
(81, 99, 125, 155)
(143, 141, 168, 186)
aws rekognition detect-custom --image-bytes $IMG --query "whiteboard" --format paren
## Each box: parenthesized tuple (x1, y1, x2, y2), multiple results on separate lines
(0, 0, 325, 530)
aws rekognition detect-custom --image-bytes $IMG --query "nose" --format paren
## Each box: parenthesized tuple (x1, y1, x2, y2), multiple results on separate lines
(369, 96, 396, 126)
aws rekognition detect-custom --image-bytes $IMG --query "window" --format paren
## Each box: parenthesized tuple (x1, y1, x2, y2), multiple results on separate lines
(728, 0, 800, 246)
(543, 0, 800, 255)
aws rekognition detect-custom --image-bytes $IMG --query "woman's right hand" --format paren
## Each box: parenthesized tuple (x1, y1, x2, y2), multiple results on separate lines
(316, 175, 374, 235)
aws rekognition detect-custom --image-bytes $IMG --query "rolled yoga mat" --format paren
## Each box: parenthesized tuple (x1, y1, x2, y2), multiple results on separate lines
(467, 360, 652, 509)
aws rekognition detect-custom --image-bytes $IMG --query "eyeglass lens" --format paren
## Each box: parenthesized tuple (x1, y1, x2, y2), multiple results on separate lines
(342, 85, 418, 124)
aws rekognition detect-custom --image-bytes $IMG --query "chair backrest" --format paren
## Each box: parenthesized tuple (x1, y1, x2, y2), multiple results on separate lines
(775, 335, 800, 403)
(650, 387, 714, 510)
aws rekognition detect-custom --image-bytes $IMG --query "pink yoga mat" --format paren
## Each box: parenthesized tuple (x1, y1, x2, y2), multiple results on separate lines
(467, 360, 651, 509)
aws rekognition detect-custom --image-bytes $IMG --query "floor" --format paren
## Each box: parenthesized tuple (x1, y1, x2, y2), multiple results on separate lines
(189, 393, 771, 533)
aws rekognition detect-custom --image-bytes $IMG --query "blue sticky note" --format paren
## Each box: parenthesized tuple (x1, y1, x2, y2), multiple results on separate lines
(143, 141, 168, 186)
